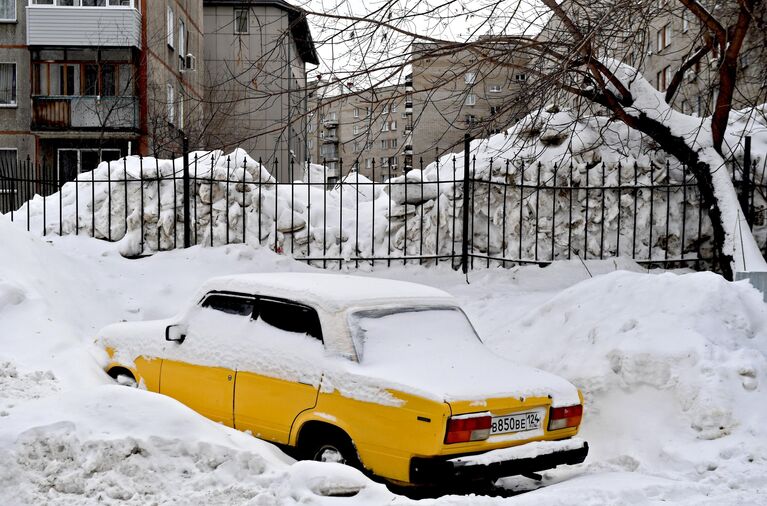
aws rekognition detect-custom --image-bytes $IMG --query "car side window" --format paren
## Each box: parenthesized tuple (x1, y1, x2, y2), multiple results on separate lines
(256, 298, 323, 342)
(201, 293, 255, 316)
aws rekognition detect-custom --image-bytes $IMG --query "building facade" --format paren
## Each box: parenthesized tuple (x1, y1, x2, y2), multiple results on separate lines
(410, 40, 530, 163)
(308, 80, 413, 183)
(202, 0, 317, 181)
(0, 0, 203, 182)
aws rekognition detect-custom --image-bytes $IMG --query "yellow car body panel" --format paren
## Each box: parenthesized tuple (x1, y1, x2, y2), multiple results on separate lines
(234, 371, 319, 444)
(291, 388, 451, 483)
(105, 347, 161, 392)
(159, 360, 235, 427)
(290, 389, 582, 483)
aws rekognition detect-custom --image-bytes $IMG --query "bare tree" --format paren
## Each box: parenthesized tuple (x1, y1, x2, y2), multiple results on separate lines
(294, 0, 766, 279)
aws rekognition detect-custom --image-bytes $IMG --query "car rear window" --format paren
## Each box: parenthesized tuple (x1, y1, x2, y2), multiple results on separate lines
(348, 306, 480, 362)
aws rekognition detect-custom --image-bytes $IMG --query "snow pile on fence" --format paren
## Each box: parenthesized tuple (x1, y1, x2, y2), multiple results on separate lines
(10, 106, 767, 263)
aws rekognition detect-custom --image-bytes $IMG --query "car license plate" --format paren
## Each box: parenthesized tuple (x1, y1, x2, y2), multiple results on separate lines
(491, 410, 542, 435)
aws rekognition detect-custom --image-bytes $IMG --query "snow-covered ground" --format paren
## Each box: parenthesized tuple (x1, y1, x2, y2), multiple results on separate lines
(1, 214, 766, 504)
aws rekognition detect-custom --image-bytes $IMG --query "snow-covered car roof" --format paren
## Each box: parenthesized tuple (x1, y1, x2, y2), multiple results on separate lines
(198, 273, 455, 311)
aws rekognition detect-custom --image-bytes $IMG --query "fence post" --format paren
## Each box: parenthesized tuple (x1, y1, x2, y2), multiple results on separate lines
(740, 135, 752, 227)
(461, 134, 472, 274)
(182, 136, 191, 248)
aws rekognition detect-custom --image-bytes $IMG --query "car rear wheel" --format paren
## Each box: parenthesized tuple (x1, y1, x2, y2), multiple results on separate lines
(300, 426, 361, 469)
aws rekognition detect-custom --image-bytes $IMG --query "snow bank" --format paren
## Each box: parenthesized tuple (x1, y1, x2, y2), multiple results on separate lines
(11, 104, 767, 267)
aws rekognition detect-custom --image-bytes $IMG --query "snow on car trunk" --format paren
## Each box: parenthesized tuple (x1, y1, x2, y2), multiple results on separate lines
(348, 306, 581, 407)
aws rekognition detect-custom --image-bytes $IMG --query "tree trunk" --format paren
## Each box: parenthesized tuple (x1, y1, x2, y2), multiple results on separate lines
(626, 111, 734, 279)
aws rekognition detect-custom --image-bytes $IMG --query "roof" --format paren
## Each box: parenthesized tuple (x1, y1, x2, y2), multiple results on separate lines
(200, 273, 455, 310)
(204, 0, 319, 64)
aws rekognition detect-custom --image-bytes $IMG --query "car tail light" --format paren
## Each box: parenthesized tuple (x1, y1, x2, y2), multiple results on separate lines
(548, 404, 583, 431)
(444, 413, 491, 444)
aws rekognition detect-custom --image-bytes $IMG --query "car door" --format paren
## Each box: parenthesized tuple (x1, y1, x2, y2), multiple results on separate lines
(233, 297, 324, 444)
(160, 293, 255, 427)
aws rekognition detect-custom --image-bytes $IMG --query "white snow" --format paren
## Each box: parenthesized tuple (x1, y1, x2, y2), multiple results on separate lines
(10, 102, 767, 272)
(449, 438, 587, 466)
(1, 214, 766, 504)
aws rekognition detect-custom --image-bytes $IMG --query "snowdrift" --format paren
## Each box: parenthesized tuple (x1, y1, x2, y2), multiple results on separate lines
(1, 212, 766, 503)
(9, 106, 767, 265)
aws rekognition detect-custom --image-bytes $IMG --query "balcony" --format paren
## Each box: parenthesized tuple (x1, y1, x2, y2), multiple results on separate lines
(322, 117, 339, 128)
(404, 144, 413, 155)
(27, 3, 141, 48)
(321, 135, 338, 144)
(405, 101, 413, 114)
(32, 96, 138, 131)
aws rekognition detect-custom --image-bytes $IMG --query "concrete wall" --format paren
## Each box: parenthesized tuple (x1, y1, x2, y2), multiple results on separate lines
(143, 0, 205, 157)
(411, 42, 529, 163)
(26, 5, 141, 48)
(0, 1, 34, 168)
(202, 3, 308, 181)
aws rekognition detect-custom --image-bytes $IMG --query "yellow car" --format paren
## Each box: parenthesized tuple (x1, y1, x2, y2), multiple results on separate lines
(99, 273, 587, 487)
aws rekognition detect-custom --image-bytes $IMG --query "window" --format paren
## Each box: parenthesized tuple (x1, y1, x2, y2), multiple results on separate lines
(179, 95, 185, 130)
(389, 138, 398, 149)
(57, 148, 120, 182)
(0, 0, 16, 21)
(0, 63, 16, 106)
(167, 6, 174, 48)
(234, 8, 248, 34)
(381, 139, 387, 149)
(257, 298, 323, 341)
(657, 24, 671, 51)
(365, 158, 372, 169)
(515, 73, 527, 82)
(353, 125, 359, 135)
(682, 10, 689, 33)
(464, 72, 476, 84)
(366, 106, 371, 117)
(178, 18, 186, 69)
(382, 104, 388, 114)
(353, 141, 360, 152)
(167, 83, 175, 124)
(656, 65, 671, 91)
(681, 99, 689, 114)
(490, 106, 499, 115)
(202, 293, 255, 316)
(465, 114, 477, 125)
(391, 103, 397, 113)
(466, 93, 476, 106)
(489, 84, 502, 93)
(390, 120, 397, 131)
(0, 149, 17, 176)
(353, 107, 359, 118)
(381, 122, 389, 132)
(307, 139, 313, 149)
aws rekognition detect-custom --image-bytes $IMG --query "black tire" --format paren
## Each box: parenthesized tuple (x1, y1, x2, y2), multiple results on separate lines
(108, 368, 138, 388)
(300, 427, 361, 469)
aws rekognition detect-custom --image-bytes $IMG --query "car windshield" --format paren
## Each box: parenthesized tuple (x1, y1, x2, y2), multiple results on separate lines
(348, 306, 481, 362)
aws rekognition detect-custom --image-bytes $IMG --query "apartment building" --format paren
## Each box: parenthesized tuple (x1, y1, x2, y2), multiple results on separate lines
(308, 80, 413, 183)
(643, 1, 764, 117)
(410, 39, 530, 163)
(202, 0, 318, 181)
(0, 0, 202, 182)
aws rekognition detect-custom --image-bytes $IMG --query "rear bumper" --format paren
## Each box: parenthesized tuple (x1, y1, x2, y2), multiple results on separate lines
(409, 438, 588, 485)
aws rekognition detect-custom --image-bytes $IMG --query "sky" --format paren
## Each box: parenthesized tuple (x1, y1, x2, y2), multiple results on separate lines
(294, 0, 548, 82)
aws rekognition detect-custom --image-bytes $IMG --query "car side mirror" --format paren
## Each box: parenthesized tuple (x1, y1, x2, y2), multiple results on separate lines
(165, 324, 186, 343)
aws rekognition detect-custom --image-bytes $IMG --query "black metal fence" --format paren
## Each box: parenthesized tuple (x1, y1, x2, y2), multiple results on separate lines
(2, 147, 766, 272)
